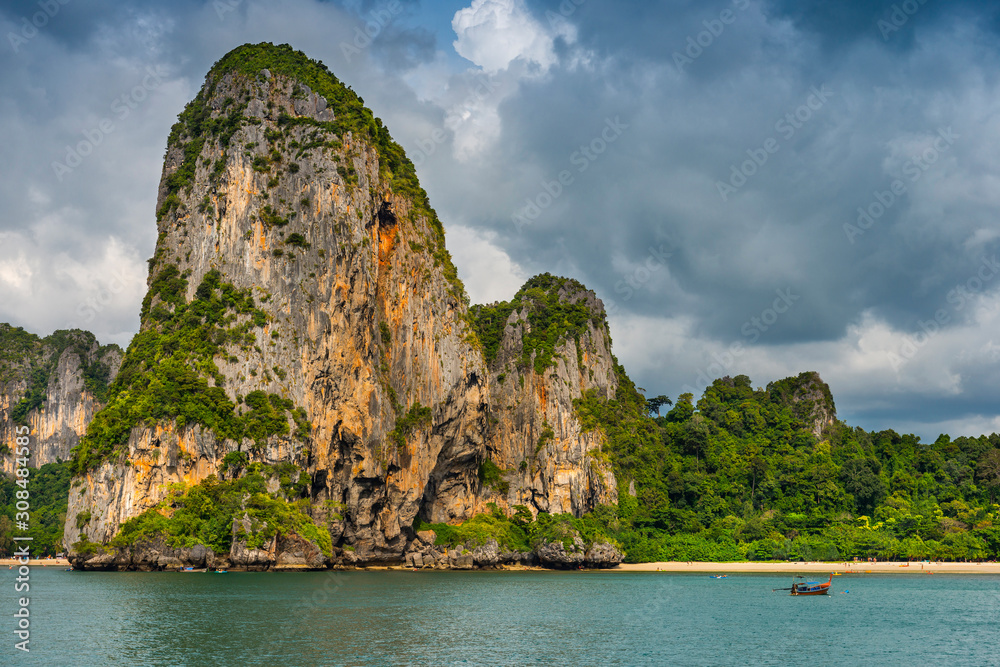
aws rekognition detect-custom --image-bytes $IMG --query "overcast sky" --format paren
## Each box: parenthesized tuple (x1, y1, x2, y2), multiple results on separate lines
(2, 0, 1000, 442)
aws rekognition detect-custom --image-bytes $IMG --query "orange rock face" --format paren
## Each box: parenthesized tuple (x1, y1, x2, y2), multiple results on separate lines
(60, 48, 621, 561)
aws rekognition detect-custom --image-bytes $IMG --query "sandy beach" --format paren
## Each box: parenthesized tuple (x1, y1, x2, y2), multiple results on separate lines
(1, 557, 71, 567)
(615, 560, 1000, 574)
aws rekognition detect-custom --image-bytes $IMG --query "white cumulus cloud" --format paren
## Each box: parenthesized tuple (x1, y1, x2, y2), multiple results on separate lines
(445, 0, 581, 162)
(452, 0, 575, 73)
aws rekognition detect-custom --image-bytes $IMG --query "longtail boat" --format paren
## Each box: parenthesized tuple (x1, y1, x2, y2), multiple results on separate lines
(773, 573, 833, 595)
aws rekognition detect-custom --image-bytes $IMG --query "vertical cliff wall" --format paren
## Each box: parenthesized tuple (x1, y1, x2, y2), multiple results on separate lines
(471, 275, 619, 516)
(65, 44, 490, 559)
(63, 44, 626, 566)
(0, 325, 121, 475)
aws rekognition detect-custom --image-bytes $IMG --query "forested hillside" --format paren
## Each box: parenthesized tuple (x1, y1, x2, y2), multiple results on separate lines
(0, 461, 71, 555)
(571, 370, 1000, 562)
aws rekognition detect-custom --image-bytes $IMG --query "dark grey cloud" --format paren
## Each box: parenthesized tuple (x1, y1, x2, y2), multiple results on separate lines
(768, 0, 1000, 50)
(451, 1, 1000, 344)
(367, 23, 437, 71)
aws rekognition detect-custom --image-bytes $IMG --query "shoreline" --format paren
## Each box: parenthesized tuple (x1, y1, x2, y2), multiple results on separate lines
(1, 557, 70, 567)
(6, 558, 999, 574)
(615, 560, 1000, 574)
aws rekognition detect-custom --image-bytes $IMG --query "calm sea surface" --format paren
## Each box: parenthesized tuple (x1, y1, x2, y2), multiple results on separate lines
(2, 568, 998, 665)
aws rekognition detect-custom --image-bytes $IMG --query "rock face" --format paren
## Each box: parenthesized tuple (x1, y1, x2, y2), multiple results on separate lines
(767, 371, 836, 438)
(536, 535, 586, 568)
(535, 534, 623, 569)
(584, 541, 624, 568)
(69, 532, 330, 572)
(471, 538, 500, 566)
(66, 44, 492, 563)
(69, 538, 222, 572)
(402, 535, 543, 570)
(62, 44, 627, 569)
(0, 325, 121, 475)
(472, 277, 619, 517)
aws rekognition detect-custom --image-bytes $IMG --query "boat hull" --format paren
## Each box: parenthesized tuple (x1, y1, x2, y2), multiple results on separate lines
(790, 574, 833, 595)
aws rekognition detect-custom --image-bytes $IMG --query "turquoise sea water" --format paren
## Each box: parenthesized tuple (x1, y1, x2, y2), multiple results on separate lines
(2, 568, 998, 665)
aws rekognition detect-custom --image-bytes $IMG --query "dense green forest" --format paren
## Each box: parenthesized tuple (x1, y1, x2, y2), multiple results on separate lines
(565, 370, 1000, 562)
(0, 461, 71, 556)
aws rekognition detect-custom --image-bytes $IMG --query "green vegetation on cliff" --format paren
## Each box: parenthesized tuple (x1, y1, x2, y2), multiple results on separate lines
(71, 267, 308, 472)
(478, 459, 510, 495)
(389, 403, 432, 450)
(767, 371, 836, 425)
(417, 503, 614, 553)
(471, 273, 606, 373)
(0, 324, 40, 385)
(108, 463, 329, 556)
(160, 42, 464, 299)
(434, 366, 998, 563)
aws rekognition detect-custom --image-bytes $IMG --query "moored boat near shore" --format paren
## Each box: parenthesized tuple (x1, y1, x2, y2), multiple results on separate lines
(791, 574, 833, 595)
(773, 573, 833, 595)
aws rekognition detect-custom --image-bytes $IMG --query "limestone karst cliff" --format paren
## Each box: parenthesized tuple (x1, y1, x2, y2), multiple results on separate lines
(0, 325, 121, 475)
(766, 371, 837, 438)
(471, 275, 619, 516)
(62, 44, 623, 569)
